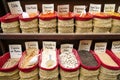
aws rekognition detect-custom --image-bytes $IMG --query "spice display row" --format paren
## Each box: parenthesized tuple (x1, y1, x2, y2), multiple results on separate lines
(0, 12, 120, 33)
(0, 49, 120, 80)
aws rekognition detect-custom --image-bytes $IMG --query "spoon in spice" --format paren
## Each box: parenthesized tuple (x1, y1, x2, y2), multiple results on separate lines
(46, 54, 55, 68)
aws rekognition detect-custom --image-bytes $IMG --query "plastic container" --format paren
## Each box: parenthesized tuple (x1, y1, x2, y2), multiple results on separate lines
(18, 50, 40, 72)
(0, 52, 19, 72)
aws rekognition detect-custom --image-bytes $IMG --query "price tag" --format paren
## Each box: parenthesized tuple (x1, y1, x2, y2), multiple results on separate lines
(9, 45, 22, 58)
(57, 4, 69, 14)
(25, 4, 38, 14)
(104, 4, 116, 13)
(25, 41, 39, 49)
(8, 1, 23, 14)
(118, 6, 120, 13)
(78, 40, 92, 51)
(74, 5, 86, 14)
(89, 3, 101, 13)
(42, 4, 54, 14)
(61, 44, 73, 53)
(94, 42, 107, 53)
(112, 41, 120, 53)
(43, 41, 56, 51)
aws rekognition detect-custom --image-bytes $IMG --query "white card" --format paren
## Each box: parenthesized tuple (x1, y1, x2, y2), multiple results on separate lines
(8, 1, 23, 14)
(112, 41, 120, 53)
(25, 41, 39, 49)
(61, 44, 73, 53)
(94, 42, 107, 53)
(25, 4, 38, 14)
(42, 4, 54, 14)
(57, 4, 69, 14)
(74, 5, 86, 14)
(104, 4, 116, 13)
(43, 41, 56, 51)
(118, 6, 120, 13)
(9, 45, 22, 58)
(89, 3, 101, 13)
(78, 40, 92, 51)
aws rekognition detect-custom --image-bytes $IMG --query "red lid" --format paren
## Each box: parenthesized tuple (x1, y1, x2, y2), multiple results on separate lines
(79, 50, 101, 70)
(19, 13, 38, 21)
(0, 52, 19, 72)
(39, 12, 57, 20)
(57, 12, 74, 20)
(39, 49, 58, 70)
(0, 13, 19, 23)
(75, 13, 93, 21)
(93, 12, 111, 19)
(18, 50, 40, 72)
(91, 50, 120, 70)
(59, 49, 81, 72)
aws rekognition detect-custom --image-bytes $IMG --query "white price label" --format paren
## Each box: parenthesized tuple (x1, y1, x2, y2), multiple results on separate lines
(25, 41, 39, 49)
(25, 4, 38, 14)
(89, 3, 101, 13)
(104, 4, 116, 13)
(94, 42, 107, 53)
(43, 41, 56, 50)
(58, 5, 69, 14)
(74, 5, 86, 14)
(118, 6, 120, 13)
(112, 41, 120, 53)
(42, 4, 54, 14)
(9, 45, 22, 58)
(8, 1, 23, 14)
(61, 44, 73, 53)
(78, 40, 92, 51)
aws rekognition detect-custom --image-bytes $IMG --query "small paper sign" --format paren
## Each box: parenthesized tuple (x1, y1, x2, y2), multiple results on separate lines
(118, 6, 120, 13)
(25, 41, 39, 49)
(94, 42, 107, 53)
(61, 44, 73, 53)
(42, 4, 54, 14)
(104, 4, 116, 13)
(78, 40, 92, 51)
(74, 5, 86, 14)
(43, 41, 56, 50)
(9, 45, 22, 58)
(8, 1, 23, 14)
(89, 3, 101, 13)
(57, 4, 69, 14)
(112, 41, 120, 53)
(25, 4, 38, 14)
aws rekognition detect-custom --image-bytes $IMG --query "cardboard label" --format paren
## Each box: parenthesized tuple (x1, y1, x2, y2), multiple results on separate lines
(43, 41, 56, 50)
(74, 5, 86, 14)
(25, 4, 38, 14)
(25, 41, 39, 49)
(89, 3, 101, 13)
(8, 1, 23, 14)
(61, 44, 73, 53)
(118, 6, 120, 13)
(42, 4, 54, 14)
(112, 41, 120, 53)
(94, 42, 107, 53)
(57, 5, 69, 14)
(78, 40, 92, 51)
(104, 4, 116, 13)
(9, 45, 22, 58)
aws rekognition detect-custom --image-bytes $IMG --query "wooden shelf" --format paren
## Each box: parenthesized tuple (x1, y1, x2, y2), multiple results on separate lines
(0, 33, 120, 40)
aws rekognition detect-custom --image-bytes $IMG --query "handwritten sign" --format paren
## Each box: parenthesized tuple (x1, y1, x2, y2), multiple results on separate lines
(58, 4, 69, 14)
(89, 3, 101, 13)
(74, 5, 86, 14)
(42, 4, 54, 14)
(25, 41, 39, 49)
(112, 41, 120, 53)
(61, 44, 73, 52)
(9, 45, 22, 58)
(8, 1, 23, 14)
(104, 4, 116, 13)
(43, 41, 56, 50)
(25, 4, 38, 14)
